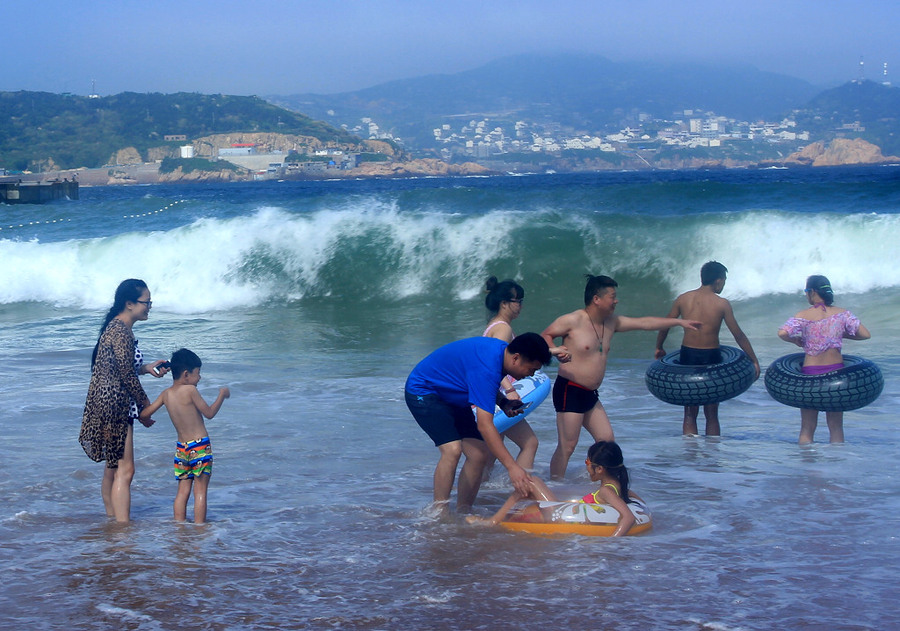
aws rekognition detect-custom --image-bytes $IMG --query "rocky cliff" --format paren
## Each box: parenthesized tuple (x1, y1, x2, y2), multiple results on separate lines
(348, 158, 492, 178)
(107, 147, 144, 166)
(157, 166, 248, 183)
(783, 138, 900, 166)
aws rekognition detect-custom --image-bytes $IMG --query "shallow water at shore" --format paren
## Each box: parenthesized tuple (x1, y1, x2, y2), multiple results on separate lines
(1, 170, 898, 629)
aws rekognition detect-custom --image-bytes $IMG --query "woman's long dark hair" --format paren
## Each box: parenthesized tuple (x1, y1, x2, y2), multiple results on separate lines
(806, 275, 834, 306)
(91, 279, 148, 366)
(587, 440, 633, 504)
(484, 276, 524, 315)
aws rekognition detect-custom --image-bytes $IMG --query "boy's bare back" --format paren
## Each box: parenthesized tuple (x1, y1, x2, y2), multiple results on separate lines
(671, 287, 729, 348)
(143, 379, 230, 443)
(160, 384, 210, 443)
(656, 277, 759, 379)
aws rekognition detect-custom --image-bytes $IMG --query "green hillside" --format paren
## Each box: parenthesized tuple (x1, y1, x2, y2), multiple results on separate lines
(793, 80, 900, 156)
(0, 91, 359, 171)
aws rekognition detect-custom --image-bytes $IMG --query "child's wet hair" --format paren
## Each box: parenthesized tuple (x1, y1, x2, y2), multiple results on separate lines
(587, 440, 633, 504)
(170, 348, 202, 379)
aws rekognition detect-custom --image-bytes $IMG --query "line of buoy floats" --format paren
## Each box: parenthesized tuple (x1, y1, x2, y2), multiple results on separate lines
(0, 199, 186, 232)
(123, 199, 187, 219)
(0, 217, 73, 232)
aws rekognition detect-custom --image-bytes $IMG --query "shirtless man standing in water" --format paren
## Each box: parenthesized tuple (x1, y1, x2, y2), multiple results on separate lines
(655, 261, 760, 437)
(542, 275, 702, 479)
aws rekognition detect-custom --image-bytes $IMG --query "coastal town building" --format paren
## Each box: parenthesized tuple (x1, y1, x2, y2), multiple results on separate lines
(217, 144, 288, 174)
(213, 144, 357, 175)
(351, 108, 816, 162)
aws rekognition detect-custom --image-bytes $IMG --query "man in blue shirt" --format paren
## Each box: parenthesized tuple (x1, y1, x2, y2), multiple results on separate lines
(406, 332, 551, 514)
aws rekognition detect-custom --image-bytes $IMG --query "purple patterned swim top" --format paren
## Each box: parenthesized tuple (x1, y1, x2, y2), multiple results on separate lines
(780, 310, 860, 357)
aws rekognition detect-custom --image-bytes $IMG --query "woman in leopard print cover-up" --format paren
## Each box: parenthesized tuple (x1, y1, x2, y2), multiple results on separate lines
(79, 279, 169, 522)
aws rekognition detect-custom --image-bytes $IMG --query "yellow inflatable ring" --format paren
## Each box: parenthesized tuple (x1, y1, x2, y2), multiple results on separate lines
(499, 497, 652, 537)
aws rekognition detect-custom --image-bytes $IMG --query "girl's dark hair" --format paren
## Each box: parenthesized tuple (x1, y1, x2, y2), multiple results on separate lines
(806, 275, 834, 306)
(587, 440, 633, 504)
(484, 276, 524, 314)
(91, 279, 148, 366)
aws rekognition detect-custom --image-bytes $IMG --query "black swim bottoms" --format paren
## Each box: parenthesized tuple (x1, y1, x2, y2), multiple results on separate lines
(405, 391, 483, 446)
(679, 346, 722, 366)
(552, 376, 599, 413)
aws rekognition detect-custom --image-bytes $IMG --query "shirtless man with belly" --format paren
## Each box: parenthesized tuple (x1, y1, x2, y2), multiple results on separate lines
(542, 274, 701, 479)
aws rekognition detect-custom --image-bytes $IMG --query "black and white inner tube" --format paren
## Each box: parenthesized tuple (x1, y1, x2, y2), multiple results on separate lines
(645, 346, 756, 407)
(764, 353, 883, 412)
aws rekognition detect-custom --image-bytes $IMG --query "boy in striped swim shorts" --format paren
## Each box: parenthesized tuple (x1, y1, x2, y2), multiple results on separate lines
(140, 348, 230, 524)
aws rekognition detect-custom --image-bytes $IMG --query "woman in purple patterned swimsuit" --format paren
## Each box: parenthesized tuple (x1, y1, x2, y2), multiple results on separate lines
(778, 275, 872, 444)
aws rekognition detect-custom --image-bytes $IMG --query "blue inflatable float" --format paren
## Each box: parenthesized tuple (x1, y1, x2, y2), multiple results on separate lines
(492, 370, 552, 433)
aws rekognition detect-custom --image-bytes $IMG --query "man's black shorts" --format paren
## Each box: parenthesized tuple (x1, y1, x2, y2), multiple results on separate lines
(679, 346, 722, 366)
(406, 391, 483, 446)
(552, 376, 599, 413)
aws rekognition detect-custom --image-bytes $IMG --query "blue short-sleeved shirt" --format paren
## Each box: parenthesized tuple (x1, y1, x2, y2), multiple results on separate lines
(405, 337, 506, 412)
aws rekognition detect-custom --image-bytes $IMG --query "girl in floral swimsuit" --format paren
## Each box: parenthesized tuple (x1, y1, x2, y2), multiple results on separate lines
(778, 275, 872, 444)
(467, 440, 640, 537)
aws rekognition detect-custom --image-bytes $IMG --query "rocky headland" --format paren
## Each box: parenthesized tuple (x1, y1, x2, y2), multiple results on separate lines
(153, 156, 491, 182)
(21, 136, 898, 187)
(157, 166, 248, 183)
(781, 138, 900, 167)
(345, 158, 491, 178)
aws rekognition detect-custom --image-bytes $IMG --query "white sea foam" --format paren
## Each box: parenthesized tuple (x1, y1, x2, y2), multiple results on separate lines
(95, 604, 160, 626)
(0, 206, 897, 311)
(674, 211, 900, 299)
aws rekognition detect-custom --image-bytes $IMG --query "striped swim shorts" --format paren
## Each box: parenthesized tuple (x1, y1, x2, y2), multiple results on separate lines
(174, 436, 213, 479)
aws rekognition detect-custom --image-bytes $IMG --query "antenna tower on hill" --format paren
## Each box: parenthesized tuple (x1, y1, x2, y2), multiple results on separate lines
(883, 62, 891, 87)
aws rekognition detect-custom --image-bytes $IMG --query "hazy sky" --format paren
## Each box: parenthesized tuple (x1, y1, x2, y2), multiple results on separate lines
(3, 1, 897, 96)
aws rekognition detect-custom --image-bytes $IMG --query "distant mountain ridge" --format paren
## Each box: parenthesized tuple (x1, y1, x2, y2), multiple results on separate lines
(3, 59, 897, 175)
(269, 53, 821, 148)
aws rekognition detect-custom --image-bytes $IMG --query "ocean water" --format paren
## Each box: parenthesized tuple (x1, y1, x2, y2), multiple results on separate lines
(1, 167, 898, 630)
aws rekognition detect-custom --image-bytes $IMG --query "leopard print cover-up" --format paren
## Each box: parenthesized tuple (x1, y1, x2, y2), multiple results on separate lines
(79, 318, 149, 468)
